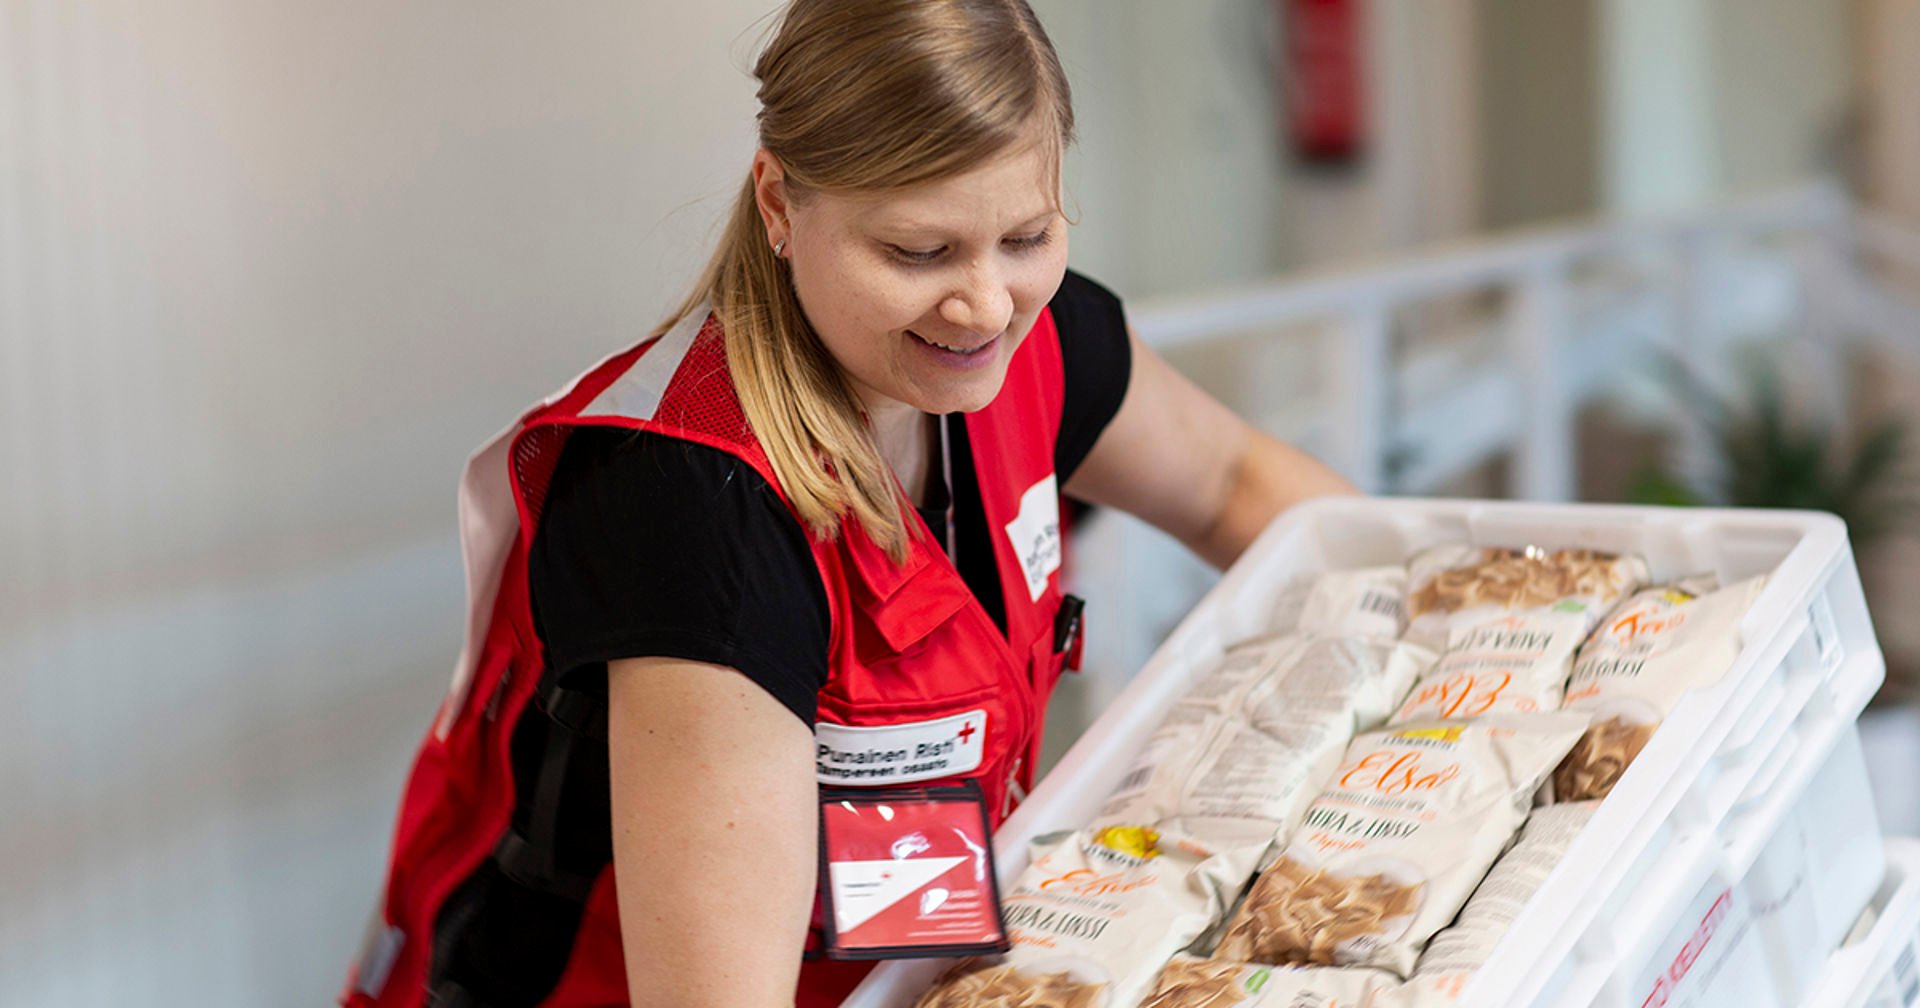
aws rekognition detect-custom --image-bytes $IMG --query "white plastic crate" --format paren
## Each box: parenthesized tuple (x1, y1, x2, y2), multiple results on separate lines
(1807, 838, 1920, 1008)
(1745, 724, 1887, 1004)
(1620, 721, 1884, 1008)
(843, 498, 1887, 1007)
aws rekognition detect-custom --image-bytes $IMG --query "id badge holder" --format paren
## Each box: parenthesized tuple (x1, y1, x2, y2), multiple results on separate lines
(817, 780, 1010, 960)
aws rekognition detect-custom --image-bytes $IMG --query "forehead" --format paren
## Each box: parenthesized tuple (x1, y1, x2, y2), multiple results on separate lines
(840, 142, 1061, 233)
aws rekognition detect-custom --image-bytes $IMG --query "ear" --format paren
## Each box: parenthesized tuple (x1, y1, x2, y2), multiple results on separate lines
(751, 149, 790, 248)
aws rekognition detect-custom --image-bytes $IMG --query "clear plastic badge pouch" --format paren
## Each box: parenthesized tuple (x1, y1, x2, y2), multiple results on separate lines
(816, 780, 1009, 960)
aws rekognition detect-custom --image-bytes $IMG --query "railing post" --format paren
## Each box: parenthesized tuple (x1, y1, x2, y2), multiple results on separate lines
(1326, 305, 1391, 494)
(1508, 263, 1576, 501)
(1663, 228, 1724, 498)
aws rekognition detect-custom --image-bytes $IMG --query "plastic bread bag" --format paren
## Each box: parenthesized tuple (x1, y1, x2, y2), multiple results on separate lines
(1392, 801, 1600, 1003)
(1098, 636, 1431, 844)
(1165, 639, 1430, 848)
(1207, 634, 1431, 730)
(1095, 642, 1291, 831)
(1143, 955, 1398, 1007)
(917, 826, 1264, 1008)
(917, 963, 1105, 1008)
(1403, 545, 1647, 652)
(1238, 636, 1434, 731)
(1266, 567, 1409, 643)
(1157, 697, 1362, 851)
(1211, 713, 1590, 977)
(1389, 611, 1587, 723)
(1553, 576, 1766, 802)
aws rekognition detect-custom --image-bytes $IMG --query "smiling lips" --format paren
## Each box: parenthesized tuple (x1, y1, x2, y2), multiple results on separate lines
(909, 329, 994, 356)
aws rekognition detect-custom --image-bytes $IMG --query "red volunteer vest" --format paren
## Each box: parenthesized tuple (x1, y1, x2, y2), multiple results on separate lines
(342, 307, 1075, 1007)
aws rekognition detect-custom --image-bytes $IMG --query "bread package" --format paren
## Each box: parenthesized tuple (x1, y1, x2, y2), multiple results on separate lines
(1404, 546, 1646, 651)
(1389, 612, 1587, 723)
(1392, 801, 1599, 1004)
(1097, 635, 1430, 849)
(1212, 713, 1589, 977)
(1144, 955, 1397, 1007)
(1267, 567, 1409, 643)
(1554, 576, 1765, 801)
(917, 826, 1260, 1008)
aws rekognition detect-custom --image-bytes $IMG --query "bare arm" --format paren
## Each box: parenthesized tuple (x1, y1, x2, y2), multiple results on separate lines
(1063, 331, 1357, 568)
(608, 656, 818, 1008)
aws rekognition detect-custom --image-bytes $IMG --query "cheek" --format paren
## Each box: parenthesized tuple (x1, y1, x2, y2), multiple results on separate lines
(798, 251, 898, 336)
(1014, 255, 1071, 315)
(827, 258, 934, 329)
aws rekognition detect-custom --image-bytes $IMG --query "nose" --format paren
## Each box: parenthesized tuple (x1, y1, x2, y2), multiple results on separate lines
(937, 262, 1014, 338)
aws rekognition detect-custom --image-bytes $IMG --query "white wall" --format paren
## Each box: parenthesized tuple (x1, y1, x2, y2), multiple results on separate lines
(2, 1, 769, 1003)
(1476, 0, 1600, 228)
(1288, 0, 1482, 264)
(1599, 0, 1722, 213)
(1598, 0, 1852, 215)
(4, 0, 767, 604)
(1860, 0, 1920, 223)
(1034, 0, 1291, 297)
(1707, 0, 1852, 194)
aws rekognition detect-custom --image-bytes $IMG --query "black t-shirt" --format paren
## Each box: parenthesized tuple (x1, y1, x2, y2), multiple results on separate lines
(527, 270, 1131, 726)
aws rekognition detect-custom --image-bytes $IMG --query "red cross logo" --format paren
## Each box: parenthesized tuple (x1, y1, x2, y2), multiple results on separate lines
(956, 721, 977, 745)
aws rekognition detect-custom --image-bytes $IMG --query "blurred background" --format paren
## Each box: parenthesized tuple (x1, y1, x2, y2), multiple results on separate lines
(4, 1, 1919, 1003)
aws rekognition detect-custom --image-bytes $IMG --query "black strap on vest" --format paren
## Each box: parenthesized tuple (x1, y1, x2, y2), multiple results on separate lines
(536, 676, 609, 743)
(425, 977, 494, 1008)
(427, 675, 614, 1003)
(489, 678, 609, 903)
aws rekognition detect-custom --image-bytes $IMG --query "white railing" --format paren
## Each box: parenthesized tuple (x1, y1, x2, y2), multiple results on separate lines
(1052, 182, 1920, 760)
(1130, 181, 1910, 497)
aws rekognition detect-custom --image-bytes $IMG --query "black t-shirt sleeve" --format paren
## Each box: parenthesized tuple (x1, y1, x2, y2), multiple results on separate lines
(1050, 269, 1133, 480)
(526, 428, 831, 727)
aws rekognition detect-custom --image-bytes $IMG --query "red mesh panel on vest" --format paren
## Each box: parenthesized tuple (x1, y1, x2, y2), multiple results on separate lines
(509, 321, 771, 534)
(653, 327, 773, 478)
(511, 423, 570, 533)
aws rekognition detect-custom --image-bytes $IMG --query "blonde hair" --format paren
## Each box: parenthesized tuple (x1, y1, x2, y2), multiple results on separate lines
(662, 0, 1075, 563)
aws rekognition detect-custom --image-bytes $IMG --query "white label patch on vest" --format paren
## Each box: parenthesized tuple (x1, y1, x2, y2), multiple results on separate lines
(815, 710, 987, 785)
(1004, 474, 1061, 603)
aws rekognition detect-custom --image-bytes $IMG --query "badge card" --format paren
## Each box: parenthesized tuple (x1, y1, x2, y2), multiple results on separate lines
(817, 781, 1008, 960)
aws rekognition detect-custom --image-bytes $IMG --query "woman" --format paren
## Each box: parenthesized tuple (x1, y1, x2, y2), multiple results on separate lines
(342, 1, 1353, 1005)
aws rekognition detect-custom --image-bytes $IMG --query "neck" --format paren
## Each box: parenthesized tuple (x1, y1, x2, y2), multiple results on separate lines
(868, 405, 939, 506)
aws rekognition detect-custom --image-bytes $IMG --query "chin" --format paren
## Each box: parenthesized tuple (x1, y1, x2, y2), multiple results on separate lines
(929, 371, 1014, 415)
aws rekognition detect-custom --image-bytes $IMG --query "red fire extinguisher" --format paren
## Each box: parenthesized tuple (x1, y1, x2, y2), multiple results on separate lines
(1281, 0, 1366, 165)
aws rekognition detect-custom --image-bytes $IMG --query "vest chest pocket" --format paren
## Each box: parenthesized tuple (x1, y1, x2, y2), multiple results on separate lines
(817, 621, 1034, 814)
(850, 567, 971, 664)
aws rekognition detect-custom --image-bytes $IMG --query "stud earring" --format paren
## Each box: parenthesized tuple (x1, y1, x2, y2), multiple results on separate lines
(773, 239, 787, 257)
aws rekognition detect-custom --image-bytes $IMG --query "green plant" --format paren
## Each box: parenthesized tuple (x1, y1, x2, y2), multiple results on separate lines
(1627, 351, 1919, 546)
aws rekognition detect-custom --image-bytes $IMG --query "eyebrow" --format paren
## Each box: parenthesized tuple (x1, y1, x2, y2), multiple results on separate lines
(873, 209, 1058, 237)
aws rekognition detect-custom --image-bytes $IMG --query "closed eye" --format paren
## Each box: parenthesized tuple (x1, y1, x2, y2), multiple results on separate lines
(1004, 229, 1054, 251)
(884, 227, 1053, 266)
(886, 244, 946, 265)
